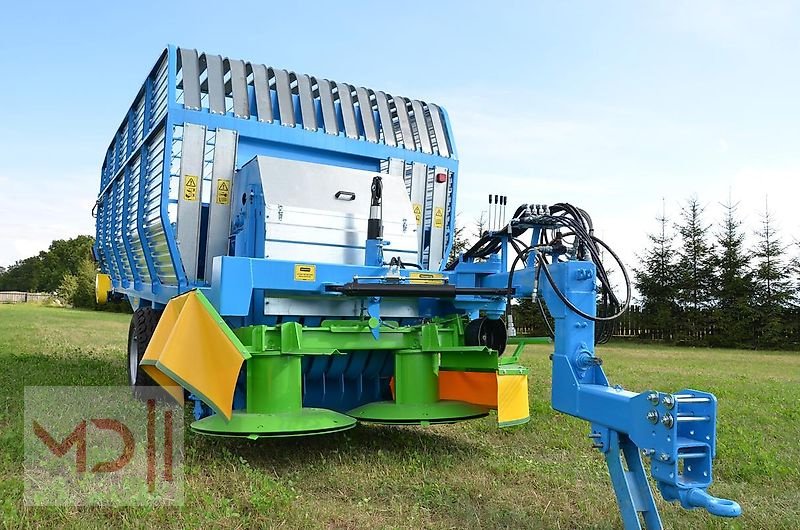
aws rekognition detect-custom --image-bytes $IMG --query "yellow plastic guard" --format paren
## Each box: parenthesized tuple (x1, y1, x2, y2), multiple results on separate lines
(95, 274, 112, 305)
(497, 374, 529, 427)
(139, 290, 250, 420)
(438, 371, 530, 427)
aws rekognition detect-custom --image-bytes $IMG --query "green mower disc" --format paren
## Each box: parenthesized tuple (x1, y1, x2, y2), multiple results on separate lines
(191, 408, 357, 439)
(348, 400, 489, 425)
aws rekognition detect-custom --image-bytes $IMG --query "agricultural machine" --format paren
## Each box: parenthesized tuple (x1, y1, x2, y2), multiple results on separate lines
(93, 46, 741, 528)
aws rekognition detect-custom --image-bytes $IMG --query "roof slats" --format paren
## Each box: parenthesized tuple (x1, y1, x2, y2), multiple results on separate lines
(172, 47, 455, 158)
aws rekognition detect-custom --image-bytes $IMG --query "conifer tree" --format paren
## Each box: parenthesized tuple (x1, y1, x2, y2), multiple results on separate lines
(671, 196, 716, 343)
(712, 197, 755, 347)
(753, 200, 794, 348)
(634, 200, 678, 339)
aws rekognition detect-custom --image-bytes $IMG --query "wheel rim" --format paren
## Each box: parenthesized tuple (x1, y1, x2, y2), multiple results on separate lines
(129, 330, 139, 385)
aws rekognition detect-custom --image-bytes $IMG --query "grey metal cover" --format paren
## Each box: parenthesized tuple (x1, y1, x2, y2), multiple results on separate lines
(337, 82, 359, 139)
(176, 123, 206, 282)
(204, 129, 238, 281)
(318, 79, 338, 135)
(204, 54, 226, 115)
(356, 87, 378, 143)
(274, 69, 295, 126)
(229, 59, 249, 119)
(297, 74, 317, 131)
(375, 91, 396, 146)
(242, 156, 419, 267)
(179, 49, 201, 110)
(251, 63, 274, 123)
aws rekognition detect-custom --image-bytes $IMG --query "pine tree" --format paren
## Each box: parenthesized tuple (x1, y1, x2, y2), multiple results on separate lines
(792, 239, 800, 306)
(447, 216, 469, 264)
(711, 197, 755, 347)
(752, 200, 794, 348)
(674, 196, 716, 342)
(634, 200, 678, 340)
(473, 211, 488, 240)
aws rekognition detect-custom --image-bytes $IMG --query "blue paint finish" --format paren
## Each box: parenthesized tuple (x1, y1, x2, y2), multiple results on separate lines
(172, 107, 458, 172)
(161, 45, 187, 290)
(119, 165, 141, 290)
(540, 259, 740, 527)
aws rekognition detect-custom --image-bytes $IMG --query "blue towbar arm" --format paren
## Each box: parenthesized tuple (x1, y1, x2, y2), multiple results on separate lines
(536, 259, 741, 529)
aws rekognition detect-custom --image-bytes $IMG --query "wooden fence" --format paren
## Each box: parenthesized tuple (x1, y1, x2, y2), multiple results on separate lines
(515, 305, 715, 342)
(0, 291, 51, 304)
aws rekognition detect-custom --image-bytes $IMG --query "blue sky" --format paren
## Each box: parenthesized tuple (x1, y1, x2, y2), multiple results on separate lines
(1, 1, 798, 269)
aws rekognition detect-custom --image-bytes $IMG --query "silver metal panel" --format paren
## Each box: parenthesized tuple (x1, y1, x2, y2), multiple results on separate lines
(375, 91, 396, 146)
(394, 97, 415, 150)
(229, 59, 249, 119)
(264, 297, 419, 318)
(409, 162, 428, 257)
(274, 69, 295, 126)
(356, 87, 378, 143)
(176, 123, 206, 282)
(251, 63, 273, 123)
(427, 103, 450, 157)
(204, 129, 237, 281)
(337, 83, 359, 139)
(297, 74, 317, 131)
(318, 79, 338, 134)
(411, 101, 433, 154)
(205, 54, 226, 115)
(241, 156, 419, 266)
(179, 48, 201, 110)
(428, 165, 449, 270)
(387, 158, 405, 178)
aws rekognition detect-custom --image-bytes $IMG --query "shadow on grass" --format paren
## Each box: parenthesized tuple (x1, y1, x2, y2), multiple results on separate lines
(189, 420, 486, 474)
(3, 353, 486, 478)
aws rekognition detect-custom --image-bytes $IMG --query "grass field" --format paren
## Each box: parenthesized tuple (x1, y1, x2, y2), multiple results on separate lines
(0, 304, 798, 529)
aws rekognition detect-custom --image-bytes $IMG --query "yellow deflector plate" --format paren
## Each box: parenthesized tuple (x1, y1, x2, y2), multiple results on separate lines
(139, 290, 250, 420)
(438, 370, 530, 427)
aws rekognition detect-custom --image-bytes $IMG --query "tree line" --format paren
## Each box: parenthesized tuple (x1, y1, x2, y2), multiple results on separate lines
(0, 235, 104, 309)
(633, 196, 798, 349)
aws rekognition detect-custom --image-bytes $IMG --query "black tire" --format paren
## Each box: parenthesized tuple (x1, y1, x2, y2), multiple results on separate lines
(127, 307, 163, 398)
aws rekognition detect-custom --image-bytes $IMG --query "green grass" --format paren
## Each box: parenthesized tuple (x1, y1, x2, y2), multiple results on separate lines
(1, 303, 798, 529)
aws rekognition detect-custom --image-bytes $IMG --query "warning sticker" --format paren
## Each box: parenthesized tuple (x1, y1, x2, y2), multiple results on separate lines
(183, 175, 198, 201)
(216, 179, 231, 205)
(294, 264, 316, 282)
(410, 272, 445, 285)
(433, 207, 445, 229)
(412, 203, 422, 225)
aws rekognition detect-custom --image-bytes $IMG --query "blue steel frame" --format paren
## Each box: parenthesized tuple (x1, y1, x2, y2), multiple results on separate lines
(96, 45, 461, 308)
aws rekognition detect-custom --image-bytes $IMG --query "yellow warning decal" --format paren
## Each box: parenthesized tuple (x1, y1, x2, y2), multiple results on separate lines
(216, 179, 231, 205)
(294, 264, 316, 282)
(433, 206, 444, 228)
(410, 272, 445, 285)
(183, 175, 199, 201)
(412, 203, 423, 225)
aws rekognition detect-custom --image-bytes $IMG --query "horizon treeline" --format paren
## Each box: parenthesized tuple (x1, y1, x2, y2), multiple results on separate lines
(633, 195, 799, 349)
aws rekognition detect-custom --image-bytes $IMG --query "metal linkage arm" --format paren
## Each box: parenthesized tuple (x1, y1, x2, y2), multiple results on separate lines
(538, 259, 741, 529)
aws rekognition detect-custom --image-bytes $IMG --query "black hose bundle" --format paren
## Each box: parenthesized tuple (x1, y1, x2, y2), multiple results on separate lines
(449, 202, 631, 344)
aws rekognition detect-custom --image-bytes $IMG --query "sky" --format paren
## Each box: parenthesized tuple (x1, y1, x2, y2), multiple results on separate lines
(0, 0, 798, 272)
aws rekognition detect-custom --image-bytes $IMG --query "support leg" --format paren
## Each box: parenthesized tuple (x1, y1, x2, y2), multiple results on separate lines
(605, 430, 662, 530)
